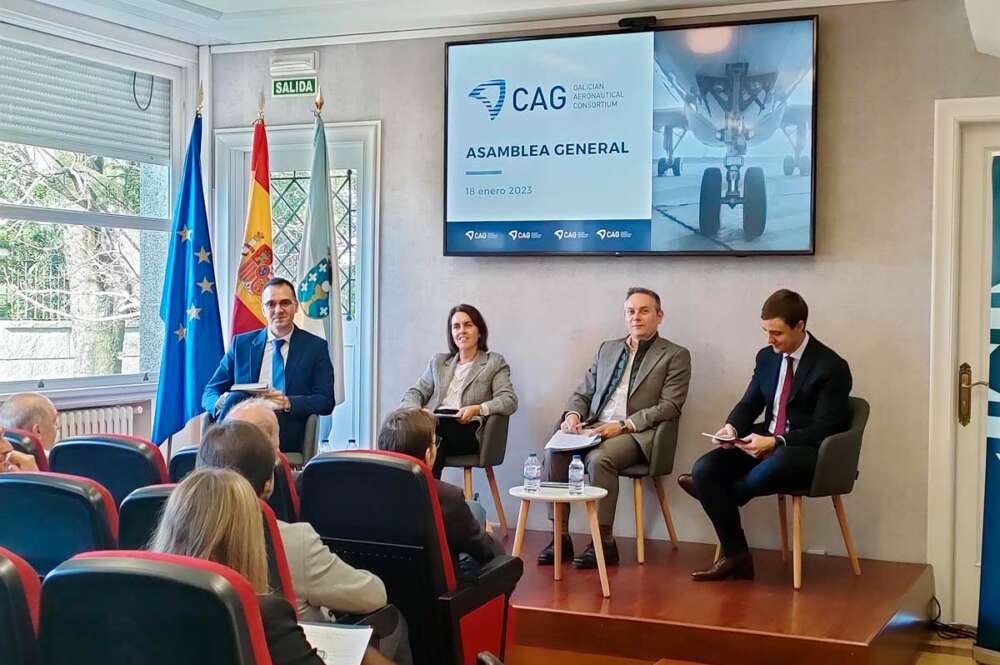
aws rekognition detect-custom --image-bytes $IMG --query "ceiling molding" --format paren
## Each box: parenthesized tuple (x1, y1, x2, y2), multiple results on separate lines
(1, 0, 198, 65)
(29, 0, 896, 49)
(964, 0, 1000, 58)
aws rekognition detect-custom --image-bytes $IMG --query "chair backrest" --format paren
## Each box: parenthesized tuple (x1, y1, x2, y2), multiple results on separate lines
(478, 415, 509, 468)
(648, 419, 679, 477)
(40, 551, 272, 665)
(259, 500, 297, 613)
(118, 484, 176, 550)
(0, 472, 117, 576)
(49, 435, 169, 506)
(301, 451, 456, 658)
(168, 446, 198, 483)
(0, 546, 40, 665)
(809, 396, 871, 497)
(3, 430, 48, 472)
(266, 453, 300, 522)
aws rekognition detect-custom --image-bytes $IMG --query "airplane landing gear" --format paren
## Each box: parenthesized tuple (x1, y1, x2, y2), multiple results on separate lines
(699, 168, 722, 235)
(658, 157, 682, 177)
(698, 165, 767, 239)
(742, 167, 766, 239)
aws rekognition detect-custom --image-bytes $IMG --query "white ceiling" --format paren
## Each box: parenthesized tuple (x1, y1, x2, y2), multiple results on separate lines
(31, 0, 880, 47)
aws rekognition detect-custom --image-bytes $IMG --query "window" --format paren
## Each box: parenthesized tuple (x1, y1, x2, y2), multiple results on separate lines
(0, 33, 179, 389)
(269, 169, 358, 320)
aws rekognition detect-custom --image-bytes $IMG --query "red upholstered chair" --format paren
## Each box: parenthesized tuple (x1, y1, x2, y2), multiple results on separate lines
(40, 551, 272, 665)
(0, 546, 40, 665)
(0, 472, 117, 576)
(49, 434, 169, 506)
(267, 452, 300, 523)
(259, 499, 297, 612)
(118, 484, 176, 550)
(300, 450, 523, 665)
(168, 445, 198, 483)
(2, 430, 48, 472)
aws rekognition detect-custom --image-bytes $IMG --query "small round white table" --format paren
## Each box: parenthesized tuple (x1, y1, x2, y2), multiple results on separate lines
(509, 485, 610, 597)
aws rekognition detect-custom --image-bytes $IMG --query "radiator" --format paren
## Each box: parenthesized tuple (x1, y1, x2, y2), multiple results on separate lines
(57, 405, 144, 439)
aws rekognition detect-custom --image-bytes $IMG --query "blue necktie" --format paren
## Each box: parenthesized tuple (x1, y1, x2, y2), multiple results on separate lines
(272, 339, 286, 393)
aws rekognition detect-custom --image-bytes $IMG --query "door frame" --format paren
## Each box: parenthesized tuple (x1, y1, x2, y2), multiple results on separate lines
(929, 96, 1000, 621)
(213, 120, 382, 449)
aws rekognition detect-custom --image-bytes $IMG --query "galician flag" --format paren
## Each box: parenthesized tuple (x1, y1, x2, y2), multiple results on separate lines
(296, 102, 346, 404)
(231, 118, 273, 337)
(151, 113, 224, 443)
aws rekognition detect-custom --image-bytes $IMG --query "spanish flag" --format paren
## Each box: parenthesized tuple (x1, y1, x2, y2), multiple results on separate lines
(231, 119, 273, 337)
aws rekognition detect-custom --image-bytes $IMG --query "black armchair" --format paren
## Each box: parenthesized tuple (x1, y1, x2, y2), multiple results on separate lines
(441, 414, 510, 535)
(620, 420, 681, 562)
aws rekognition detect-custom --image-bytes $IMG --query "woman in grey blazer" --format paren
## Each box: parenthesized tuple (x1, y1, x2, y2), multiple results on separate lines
(400, 304, 517, 477)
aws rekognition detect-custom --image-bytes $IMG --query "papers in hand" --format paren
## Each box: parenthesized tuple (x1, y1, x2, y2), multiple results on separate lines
(545, 430, 601, 451)
(700, 432, 739, 442)
(300, 622, 372, 665)
(231, 382, 269, 394)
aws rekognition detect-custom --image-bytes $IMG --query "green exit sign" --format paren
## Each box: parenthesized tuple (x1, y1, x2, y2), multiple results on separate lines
(272, 77, 317, 97)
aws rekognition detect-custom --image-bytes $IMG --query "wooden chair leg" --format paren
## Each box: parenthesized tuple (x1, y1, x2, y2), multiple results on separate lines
(463, 468, 473, 500)
(653, 477, 679, 549)
(792, 495, 803, 590)
(778, 495, 789, 563)
(833, 495, 862, 576)
(714, 542, 721, 562)
(485, 467, 508, 537)
(634, 478, 645, 564)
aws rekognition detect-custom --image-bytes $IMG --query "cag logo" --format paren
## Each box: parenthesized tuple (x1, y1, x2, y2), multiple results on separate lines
(468, 79, 506, 120)
(596, 229, 632, 240)
(465, 230, 490, 241)
(554, 229, 583, 240)
(508, 230, 540, 240)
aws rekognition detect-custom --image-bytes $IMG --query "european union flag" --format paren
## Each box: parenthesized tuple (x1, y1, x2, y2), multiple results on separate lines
(151, 114, 224, 443)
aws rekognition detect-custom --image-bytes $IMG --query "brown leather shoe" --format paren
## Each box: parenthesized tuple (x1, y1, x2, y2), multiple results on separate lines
(691, 552, 754, 581)
(677, 473, 699, 501)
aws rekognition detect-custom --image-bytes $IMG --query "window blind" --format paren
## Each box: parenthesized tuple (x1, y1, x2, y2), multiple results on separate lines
(0, 38, 172, 165)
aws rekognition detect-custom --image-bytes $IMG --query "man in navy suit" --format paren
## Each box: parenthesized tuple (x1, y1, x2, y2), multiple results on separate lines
(203, 277, 335, 454)
(678, 289, 852, 581)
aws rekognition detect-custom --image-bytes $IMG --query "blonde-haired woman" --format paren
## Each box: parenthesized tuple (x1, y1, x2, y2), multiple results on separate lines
(151, 468, 394, 665)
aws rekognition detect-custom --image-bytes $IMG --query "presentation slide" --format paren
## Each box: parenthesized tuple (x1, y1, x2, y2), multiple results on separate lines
(446, 33, 654, 253)
(445, 19, 816, 255)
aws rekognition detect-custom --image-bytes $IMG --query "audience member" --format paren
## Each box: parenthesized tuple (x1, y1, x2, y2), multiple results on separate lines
(151, 468, 395, 665)
(0, 430, 38, 472)
(377, 407, 501, 573)
(227, 398, 282, 451)
(196, 420, 410, 665)
(0, 392, 59, 450)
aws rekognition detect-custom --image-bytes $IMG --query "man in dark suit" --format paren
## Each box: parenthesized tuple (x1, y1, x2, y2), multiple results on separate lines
(678, 289, 852, 581)
(203, 277, 335, 454)
(540, 287, 692, 569)
(377, 407, 501, 571)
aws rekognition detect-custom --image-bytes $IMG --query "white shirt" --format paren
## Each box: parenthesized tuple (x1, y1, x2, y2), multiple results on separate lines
(258, 328, 293, 388)
(768, 333, 810, 434)
(440, 359, 476, 410)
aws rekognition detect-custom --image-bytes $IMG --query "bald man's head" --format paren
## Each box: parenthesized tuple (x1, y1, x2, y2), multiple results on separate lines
(0, 393, 58, 449)
(225, 398, 280, 451)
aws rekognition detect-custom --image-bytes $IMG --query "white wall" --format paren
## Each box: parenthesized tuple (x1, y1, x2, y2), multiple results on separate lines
(213, 0, 1000, 563)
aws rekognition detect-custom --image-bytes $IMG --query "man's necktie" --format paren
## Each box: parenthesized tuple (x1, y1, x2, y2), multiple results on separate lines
(773, 355, 795, 435)
(272, 339, 286, 393)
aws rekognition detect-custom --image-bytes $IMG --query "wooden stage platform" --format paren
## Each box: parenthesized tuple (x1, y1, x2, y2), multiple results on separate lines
(503, 531, 934, 665)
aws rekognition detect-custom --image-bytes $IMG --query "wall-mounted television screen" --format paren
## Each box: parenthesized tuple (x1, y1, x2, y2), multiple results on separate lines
(444, 16, 816, 256)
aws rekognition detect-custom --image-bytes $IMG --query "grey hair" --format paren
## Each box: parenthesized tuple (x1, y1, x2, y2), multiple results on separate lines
(0, 393, 55, 431)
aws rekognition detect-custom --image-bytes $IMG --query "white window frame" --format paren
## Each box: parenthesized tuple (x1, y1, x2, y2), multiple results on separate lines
(0, 17, 196, 402)
(214, 121, 382, 448)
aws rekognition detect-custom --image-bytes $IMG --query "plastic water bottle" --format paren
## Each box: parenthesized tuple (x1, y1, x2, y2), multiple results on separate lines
(523, 453, 541, 492)
(568, 455, 585, 496)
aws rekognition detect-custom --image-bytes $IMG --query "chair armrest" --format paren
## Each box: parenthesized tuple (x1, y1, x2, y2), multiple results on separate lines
(302, 414, 319, 463)
(478, 415, 510, 468)
(438, 555, 523, 617)
(809, 428, 863, 497)
(648, 420, 679, 477)
(335, 603, 400, 641)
